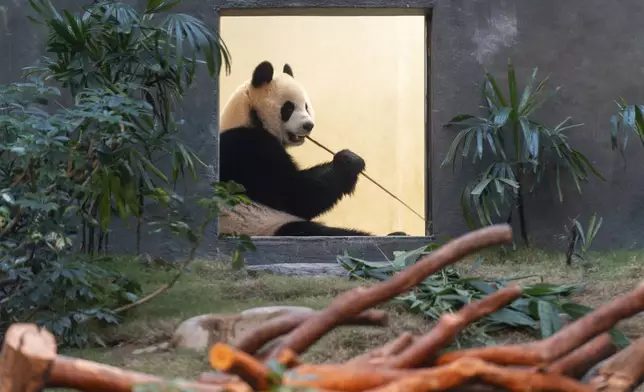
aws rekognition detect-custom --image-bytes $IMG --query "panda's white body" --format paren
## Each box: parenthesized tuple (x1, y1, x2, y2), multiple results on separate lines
(217, 60, 372, 237)
(218, 200, 305, 237)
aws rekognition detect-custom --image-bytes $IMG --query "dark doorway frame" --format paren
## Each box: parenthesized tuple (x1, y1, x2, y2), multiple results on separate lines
(212, 1, 435, 265)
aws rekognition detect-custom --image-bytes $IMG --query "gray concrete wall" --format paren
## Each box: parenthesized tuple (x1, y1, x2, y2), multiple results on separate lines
(2, 0, 644, 255)
(430, 0, 644, 250)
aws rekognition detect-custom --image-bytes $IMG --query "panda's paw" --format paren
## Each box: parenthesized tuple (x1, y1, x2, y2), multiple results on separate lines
(333, 149, 365, 174)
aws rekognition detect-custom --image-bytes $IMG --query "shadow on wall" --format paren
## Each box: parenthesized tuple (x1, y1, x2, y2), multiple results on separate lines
(219, 15, 427, 236)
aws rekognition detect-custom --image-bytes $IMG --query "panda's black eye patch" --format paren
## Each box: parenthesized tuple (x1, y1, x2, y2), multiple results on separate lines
(281, 101, 295, 122)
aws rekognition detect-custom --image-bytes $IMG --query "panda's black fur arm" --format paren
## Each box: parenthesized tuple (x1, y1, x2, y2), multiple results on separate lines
(219, 126, 362, 220)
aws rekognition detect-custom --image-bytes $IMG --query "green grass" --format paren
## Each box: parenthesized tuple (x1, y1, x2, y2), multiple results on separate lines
(50, 247, 644, 388)
(59, 257, 433, 381)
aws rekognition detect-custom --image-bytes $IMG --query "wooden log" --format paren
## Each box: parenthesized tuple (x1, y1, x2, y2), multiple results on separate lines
(545, 333, 617, 379)
(48, 355, 227, 392)
(209, 343, 271, 390)
(282, 358, 592, 392)
(362, 357, 593, 392)
(0, 323, 57, 392)
(587, 335, 644, 392)
(346, 333, 417, 366)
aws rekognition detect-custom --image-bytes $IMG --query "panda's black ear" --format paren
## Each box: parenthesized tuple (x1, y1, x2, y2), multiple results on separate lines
(283, 64, 294, 78)
(251, 61, 274, 88)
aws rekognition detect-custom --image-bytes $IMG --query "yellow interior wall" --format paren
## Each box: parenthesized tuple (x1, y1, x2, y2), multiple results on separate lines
(218, 15, 427, 236)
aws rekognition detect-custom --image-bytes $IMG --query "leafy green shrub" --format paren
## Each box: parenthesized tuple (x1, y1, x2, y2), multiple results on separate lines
(564, 212, 603, 265)
(441, 60, 603, 246)
(0, 0, 237, 346)
(0, 80, 147, 346)
(25, 0, 231, 253)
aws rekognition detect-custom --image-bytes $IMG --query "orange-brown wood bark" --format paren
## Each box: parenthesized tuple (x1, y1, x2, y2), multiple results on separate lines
(282, 358, 593, 392)
(49, 355, 227, 392)
(274, 347, 302, 368)
(0, 323, 57, 392)
(546, 333, 617, 379)
(587, 335, 644, 392)
(363, 358, 593, 392)
(209, 342, 271, 390)
(346, 333, 417, 366)
(236, 309, 388, 355)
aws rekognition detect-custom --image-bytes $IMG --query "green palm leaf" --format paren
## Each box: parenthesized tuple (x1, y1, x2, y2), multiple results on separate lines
(443, 59, 603, 239)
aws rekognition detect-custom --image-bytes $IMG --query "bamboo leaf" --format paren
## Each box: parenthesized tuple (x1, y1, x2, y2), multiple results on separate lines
(146, 0, 182, 14)
(507, 59, 518, 114)
(487, 308, 537, 328)
(484, 73, 508, 108)
(588, 215, 603, 244)
(470, 178, 493, 196)
(460, 186, 477, 230)
(493, 107, 512, 127)
(610, 113, 621, 152)
(571, 149, 605, 181)
(518, 67, 538, 113)
(634, 105, 644, 141)
(463, 130, 475, 158)
(496, 178, 520, 189)
(519, 117, 539, 158)
(445, 114, 476, 127)
(441, 127, 476, 168)
(484, 132, 498, 156)
(537, 300, 561, 338)
(137, 153, 168, 183)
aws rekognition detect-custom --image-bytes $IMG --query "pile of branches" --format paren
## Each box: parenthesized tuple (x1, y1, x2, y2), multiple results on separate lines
(3, 224, 644, 392)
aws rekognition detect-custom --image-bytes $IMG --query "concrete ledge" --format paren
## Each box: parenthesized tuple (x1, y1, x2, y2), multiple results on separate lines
(207, 235, 433, 265)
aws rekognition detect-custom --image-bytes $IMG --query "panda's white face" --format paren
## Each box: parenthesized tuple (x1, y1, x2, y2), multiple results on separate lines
(279, 92, 315, 147)
(247, 61, 316, 147)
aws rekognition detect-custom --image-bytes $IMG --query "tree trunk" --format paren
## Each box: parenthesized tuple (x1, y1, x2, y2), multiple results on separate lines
(87, 201, 98, 256)
(136, 178, 143, 255)
(515, 166, 529, 247)
(565, 224, 579, 265)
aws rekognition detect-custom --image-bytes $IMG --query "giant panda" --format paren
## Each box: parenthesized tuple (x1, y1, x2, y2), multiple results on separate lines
(218, 60, 400, 237)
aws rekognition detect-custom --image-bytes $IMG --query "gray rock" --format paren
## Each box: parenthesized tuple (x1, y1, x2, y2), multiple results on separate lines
(240, 305, 314, 315)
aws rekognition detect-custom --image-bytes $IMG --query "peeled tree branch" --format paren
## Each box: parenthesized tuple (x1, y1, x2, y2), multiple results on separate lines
(4, 224, 644, 392)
